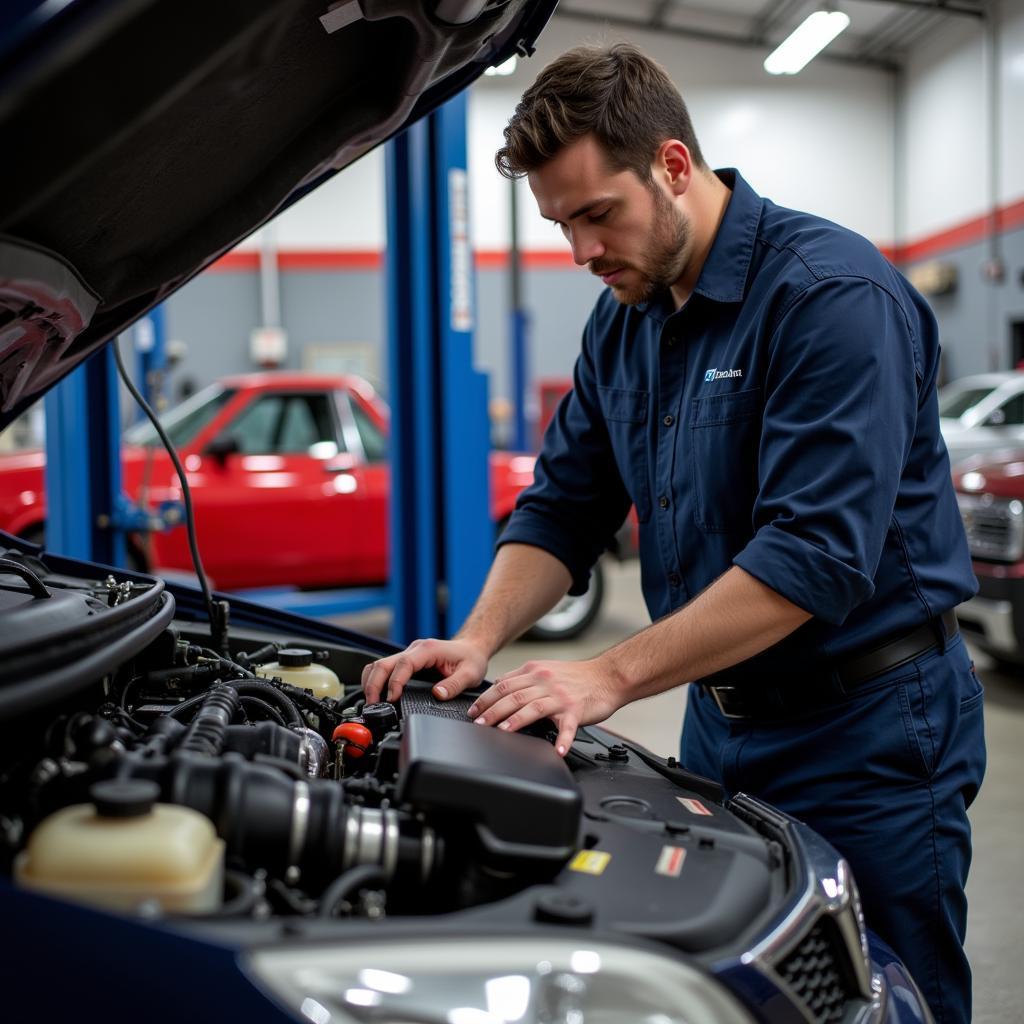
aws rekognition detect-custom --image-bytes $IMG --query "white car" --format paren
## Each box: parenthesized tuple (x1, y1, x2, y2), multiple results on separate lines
(939, 372, 1024, 466)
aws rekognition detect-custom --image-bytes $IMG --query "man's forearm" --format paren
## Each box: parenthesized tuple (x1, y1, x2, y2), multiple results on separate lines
(455, 543, 574, 657)
(599, 566, 812, 702)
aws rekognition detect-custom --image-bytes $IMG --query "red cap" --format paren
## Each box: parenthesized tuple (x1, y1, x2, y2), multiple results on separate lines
(332, 721, 373, 758)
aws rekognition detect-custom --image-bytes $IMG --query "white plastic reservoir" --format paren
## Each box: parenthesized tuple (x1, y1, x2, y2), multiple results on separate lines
(15, 779, 224, 914)
(257, 647, 342, 699)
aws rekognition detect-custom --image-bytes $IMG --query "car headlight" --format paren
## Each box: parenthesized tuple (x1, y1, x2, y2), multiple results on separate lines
(246, 935, 756, 1024)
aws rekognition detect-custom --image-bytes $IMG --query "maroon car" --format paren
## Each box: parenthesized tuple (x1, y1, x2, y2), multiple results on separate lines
(953, 449, 1024, 663)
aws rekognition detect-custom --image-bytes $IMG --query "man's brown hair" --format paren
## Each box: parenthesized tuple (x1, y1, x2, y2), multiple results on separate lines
(495, 43, 706, 181)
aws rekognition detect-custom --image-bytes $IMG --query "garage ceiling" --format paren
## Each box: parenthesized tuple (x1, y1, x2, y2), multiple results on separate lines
(553, 0, 988, 71)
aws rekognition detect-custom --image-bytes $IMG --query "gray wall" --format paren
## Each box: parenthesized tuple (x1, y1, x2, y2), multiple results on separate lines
(161, 225, 1024, 424)
(163, 263, 602, 429)
(905, 225, 1024, 382)
(164, 269, 384, 400)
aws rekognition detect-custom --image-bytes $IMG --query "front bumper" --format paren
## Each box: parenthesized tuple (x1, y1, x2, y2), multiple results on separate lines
(957, 569, 1024, 661)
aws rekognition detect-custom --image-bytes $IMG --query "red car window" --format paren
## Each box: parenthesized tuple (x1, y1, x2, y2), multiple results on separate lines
(228, 393, 339, 455)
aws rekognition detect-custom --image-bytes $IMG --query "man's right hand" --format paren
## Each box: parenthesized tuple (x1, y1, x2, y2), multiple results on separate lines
(361, 637, 490, 704)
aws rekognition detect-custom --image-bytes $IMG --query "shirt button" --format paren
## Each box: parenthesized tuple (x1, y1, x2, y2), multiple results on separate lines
(669, 572, 682, 587)
(662, 414, 674, 427)
(659, 495, 670, 510)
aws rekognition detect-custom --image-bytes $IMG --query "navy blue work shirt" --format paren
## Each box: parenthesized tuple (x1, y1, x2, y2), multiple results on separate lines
(500, 169, 977, 676)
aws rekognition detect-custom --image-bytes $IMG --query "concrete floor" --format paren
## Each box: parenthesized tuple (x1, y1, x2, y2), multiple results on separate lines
(339, 559, 1023, 1021)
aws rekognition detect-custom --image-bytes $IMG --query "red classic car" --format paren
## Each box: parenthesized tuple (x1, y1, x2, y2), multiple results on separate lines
(0, 372, 608, 639)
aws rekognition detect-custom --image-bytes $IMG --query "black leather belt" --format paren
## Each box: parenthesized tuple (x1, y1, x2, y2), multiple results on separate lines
(700, 610, 959, 721)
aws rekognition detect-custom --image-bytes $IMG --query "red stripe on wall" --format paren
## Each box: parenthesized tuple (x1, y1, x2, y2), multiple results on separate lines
(210, 251, 261, 271)
(205, 196, 1024, 274)
(891, 196, 1024, 265)
(210, 248, 577, 272)
(209, 250, 383, 272)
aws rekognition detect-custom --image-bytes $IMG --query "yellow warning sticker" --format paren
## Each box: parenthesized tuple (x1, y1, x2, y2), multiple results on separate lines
(569, 850, 611, 876)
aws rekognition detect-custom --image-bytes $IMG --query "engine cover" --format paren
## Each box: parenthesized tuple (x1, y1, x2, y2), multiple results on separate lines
(397, 714, 581, 870)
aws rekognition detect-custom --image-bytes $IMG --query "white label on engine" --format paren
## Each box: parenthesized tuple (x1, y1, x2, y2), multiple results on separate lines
(656, 845, 687, 877)
(676, 796, 712, 816)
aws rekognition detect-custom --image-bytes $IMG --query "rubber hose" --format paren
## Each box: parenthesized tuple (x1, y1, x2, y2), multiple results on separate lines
(319, 864, 387, 918)
(180, 686, 241, 756)
(234, 680, 302, 728)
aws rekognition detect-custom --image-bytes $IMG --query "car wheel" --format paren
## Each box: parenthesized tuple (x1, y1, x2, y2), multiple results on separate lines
(525, 559, 605, 642)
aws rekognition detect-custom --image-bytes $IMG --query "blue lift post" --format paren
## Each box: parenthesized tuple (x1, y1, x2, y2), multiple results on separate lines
(508, 175, 531, 453)
(386, 92, 493, 644)
(43, 345, 127, 568)
(133, 304, 167, 418)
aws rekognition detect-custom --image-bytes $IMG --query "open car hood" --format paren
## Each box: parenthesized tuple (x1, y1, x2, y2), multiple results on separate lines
(0, 0, 556, 430)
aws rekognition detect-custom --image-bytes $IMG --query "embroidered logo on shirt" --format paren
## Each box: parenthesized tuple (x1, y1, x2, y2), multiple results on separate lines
(704, 367, 743, 382)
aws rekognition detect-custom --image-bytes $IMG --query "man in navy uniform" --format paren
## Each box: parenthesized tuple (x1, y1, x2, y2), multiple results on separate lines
(364, 43, 986, 1023)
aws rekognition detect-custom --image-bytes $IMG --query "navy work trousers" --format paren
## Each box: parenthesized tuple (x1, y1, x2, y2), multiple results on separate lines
(680, 633, 986, 1024)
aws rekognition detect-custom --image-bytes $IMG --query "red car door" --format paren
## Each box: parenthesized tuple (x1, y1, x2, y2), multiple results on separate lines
(173, 389, 370, 589)
(338, 387, 390, 580)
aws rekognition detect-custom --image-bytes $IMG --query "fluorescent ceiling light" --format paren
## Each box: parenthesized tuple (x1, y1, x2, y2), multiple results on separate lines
(764, 10, 850, 75)
(484, 56, 517, 76)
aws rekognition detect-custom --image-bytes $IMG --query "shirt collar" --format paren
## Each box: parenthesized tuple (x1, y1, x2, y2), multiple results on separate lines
(692, 168, 763, 304)
(635, 169, 764, 321)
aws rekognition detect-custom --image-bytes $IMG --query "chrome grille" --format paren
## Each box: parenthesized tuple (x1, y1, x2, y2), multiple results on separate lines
(776, 919, 857, 1024)
(957, 493, 1024, 562)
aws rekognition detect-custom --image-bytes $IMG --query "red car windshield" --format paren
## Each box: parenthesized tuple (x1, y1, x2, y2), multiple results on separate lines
(124, 384, 235, 449)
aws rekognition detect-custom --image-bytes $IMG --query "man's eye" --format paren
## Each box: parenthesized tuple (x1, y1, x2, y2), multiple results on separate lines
(589, 209, 609, 223)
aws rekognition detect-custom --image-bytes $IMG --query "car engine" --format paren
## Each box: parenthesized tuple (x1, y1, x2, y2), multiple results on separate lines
(1, 539, 890, 1024)
(0, 539, 776, 937)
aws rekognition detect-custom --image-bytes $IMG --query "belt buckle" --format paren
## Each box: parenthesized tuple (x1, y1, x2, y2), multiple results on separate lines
(708, 685, 746, 720)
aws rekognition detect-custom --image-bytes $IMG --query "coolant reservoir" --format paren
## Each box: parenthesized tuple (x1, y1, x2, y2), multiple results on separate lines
(15, 780, 224, 914)
(258, 647, 342, 698)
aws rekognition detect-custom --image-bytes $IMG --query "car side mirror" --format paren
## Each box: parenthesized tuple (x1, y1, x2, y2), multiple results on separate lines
(205, 434, 241, 463)
(985, 409, 1007, 427)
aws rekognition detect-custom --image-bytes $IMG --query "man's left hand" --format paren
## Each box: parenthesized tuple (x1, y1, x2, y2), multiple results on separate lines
(467, 658, 621, 757)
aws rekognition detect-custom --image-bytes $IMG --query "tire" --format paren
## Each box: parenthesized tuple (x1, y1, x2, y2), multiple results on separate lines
(525, 558, 605, 642)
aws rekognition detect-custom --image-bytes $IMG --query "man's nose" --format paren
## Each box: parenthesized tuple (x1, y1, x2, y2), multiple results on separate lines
(569, 227, 604, 267)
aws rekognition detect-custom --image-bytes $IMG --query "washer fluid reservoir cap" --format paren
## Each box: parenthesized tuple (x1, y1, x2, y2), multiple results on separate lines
(278, 648, 313, 667)
(91, 779, 160, 819)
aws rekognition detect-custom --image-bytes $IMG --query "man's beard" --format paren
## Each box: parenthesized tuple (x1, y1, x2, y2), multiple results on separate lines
(594, 186, 690, 306)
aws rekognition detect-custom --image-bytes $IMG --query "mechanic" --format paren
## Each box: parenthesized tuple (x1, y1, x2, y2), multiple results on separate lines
(363, 44, 986, 1023)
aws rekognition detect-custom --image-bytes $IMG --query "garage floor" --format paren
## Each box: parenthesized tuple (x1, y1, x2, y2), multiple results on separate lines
(341, 560, 1022, 1021)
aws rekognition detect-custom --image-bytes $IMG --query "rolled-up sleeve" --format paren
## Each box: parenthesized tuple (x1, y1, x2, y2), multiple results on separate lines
(498, 318, 632, 595)
(733, 276, 920, 625)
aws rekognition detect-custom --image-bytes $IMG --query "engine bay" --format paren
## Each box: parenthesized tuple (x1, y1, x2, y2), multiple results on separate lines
(0, 539, 781, 957)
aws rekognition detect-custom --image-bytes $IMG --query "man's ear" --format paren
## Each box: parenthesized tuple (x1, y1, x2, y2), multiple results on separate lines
(655, 139, 693, 196)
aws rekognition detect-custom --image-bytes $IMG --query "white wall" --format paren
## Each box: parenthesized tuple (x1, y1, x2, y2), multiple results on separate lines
(235, 15, 897, 255)
(229, 4, 1024, 255)
(470, 17, 896, 250)
(236, 147, 387, 251)
(900, 0, 1024, 242)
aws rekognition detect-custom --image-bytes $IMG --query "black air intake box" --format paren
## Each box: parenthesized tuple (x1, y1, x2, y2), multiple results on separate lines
(397, 714, 581, 870)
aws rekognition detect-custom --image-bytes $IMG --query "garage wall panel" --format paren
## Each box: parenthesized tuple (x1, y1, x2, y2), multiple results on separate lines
(163, 272, 263, 397)
(162, 271, 383, 397)
(234, 150, 387, 252)
(470, 18, 896, 250)
(913, 228, 1024, 379)
(900, 0, 1024, 241)
(900, 17, 988, 242)
(1001, 0, 1024, 205)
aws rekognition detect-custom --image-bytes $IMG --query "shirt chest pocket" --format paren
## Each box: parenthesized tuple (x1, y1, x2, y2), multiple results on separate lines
(690, 387, 762, 535)
(597, 385, 652, 522)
